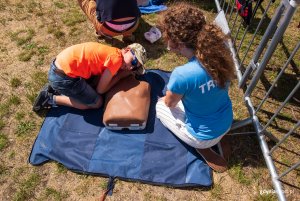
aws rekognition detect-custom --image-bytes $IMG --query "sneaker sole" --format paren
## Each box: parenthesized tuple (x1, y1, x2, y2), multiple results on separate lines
(32, 84, 52, 112)
(32, 91, 45, 112)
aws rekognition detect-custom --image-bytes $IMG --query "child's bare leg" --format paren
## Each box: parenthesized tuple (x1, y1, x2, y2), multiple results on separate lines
(55, 95, 103, 110)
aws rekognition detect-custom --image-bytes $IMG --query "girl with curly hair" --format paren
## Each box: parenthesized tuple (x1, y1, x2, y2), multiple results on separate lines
(156, 2, 235, 172)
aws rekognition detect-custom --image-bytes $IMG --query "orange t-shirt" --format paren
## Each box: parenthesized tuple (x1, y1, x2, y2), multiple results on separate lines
(56, 42, 123, 79)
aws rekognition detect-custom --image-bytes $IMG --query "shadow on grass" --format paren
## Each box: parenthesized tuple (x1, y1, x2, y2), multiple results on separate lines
(227, 126, 266, 168)
(249, 108, 300, 139)
(259, 71, 300, 106)
(246, 1, 273, 36)
(227, 124, 300, 193)
(279, 180, 300, 191)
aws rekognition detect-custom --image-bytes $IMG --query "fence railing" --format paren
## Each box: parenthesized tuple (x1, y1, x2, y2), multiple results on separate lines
(214, 0, 299, 200)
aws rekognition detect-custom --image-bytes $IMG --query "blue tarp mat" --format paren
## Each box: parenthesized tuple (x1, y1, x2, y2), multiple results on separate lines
(29, 69, 212, 188)
(139, 4, 167, 14)
(139, 0, 167, 14)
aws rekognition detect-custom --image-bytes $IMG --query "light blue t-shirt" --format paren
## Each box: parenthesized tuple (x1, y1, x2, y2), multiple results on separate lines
(167, 57, 233, 140)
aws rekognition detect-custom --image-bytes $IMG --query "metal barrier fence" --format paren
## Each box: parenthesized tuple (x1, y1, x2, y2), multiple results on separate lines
(213, 0, 299, 200)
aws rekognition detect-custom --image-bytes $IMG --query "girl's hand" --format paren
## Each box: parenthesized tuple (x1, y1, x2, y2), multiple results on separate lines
(164, 91, 183, 108)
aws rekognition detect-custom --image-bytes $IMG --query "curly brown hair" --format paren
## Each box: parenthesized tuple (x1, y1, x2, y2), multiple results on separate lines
(158, 2, 235, 88)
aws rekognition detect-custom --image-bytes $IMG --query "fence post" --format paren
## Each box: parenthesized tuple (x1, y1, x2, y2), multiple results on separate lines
(245, 0, 298, 96)
(214, 1, 299, 201)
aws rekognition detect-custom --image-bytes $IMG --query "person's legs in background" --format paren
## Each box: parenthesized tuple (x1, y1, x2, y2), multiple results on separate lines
(121, 19, 140, 42)
(77, 0, 107, 38)
(77, 0, 139, 41)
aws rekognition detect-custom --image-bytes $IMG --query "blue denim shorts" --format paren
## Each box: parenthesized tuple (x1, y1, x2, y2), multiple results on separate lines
(48, 60, 100, 106)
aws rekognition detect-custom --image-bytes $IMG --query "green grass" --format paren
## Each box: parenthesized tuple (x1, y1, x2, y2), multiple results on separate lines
(16, 42, 50, 63)
(12, 167, 27, 180)
(35, 45, 50, 66)
(48, 26, 65, 39)
(37, 45, 49, 55)
(32, 72, 48, 86)
(143, 192, 168, 201)
(0, 46, 8, 52)
(24, 42, 38, 50)
(14, 173, 41, 201)
(0, 102, 10, 118)
(35, 58, 45, 66)
(26, 0, 42, 15)
(62, 8, 86, 26)
(69, 27, 81, 37)
(15, 112, 26, 121)
(98, 179, 108, 190)
(0, 94, 22, 118)
(0, 119, 5, 130)
(16, 121, 36, 136)
(54, 1, 66, 9)
(18, 50, 35, 61)
(56, 163, 68, 173)
(280, 155, 293, 167)
(254, 193, 277, 201)
(42, 187, 69, 201)
(0, 132, 9, 151)
(26, 91, 39, 104)
(9, 29, 38, 62)
(15, 3, 25, 9)
(9, 151, 16, 159)
(210, 183, 223, 200)
(0, 164, 8, 175)
(25, 71, 48, 103)
(10, 78, 22, 88)
(0, 18, 6, 25)
(9, 95, 21, 105)
(229, 163, 251, 185)
(10, 29, 35, 46)
(0, 1, 6, 11)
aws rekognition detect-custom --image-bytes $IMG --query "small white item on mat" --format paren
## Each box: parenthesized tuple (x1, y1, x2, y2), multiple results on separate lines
(144, 27, 162, 43)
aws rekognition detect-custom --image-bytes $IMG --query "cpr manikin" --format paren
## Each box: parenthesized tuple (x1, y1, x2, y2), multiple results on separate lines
(103, 75, 151, 130)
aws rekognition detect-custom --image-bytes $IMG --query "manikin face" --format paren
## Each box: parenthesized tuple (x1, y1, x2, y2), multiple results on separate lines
(121, 48, 141, 71)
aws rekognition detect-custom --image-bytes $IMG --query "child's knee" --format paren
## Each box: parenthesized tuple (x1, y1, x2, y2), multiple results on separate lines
(83, 96, 102, 109)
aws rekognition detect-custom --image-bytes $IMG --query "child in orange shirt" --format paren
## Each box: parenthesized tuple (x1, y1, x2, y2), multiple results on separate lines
(33, 42, 147, 112)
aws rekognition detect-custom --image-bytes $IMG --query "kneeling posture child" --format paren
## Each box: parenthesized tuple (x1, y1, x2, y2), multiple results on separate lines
(33, 42, 147, 112)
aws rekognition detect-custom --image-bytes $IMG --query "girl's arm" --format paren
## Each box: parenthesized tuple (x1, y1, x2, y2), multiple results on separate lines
(163, 90, 183, 108)
(96, 69, 132, 94)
